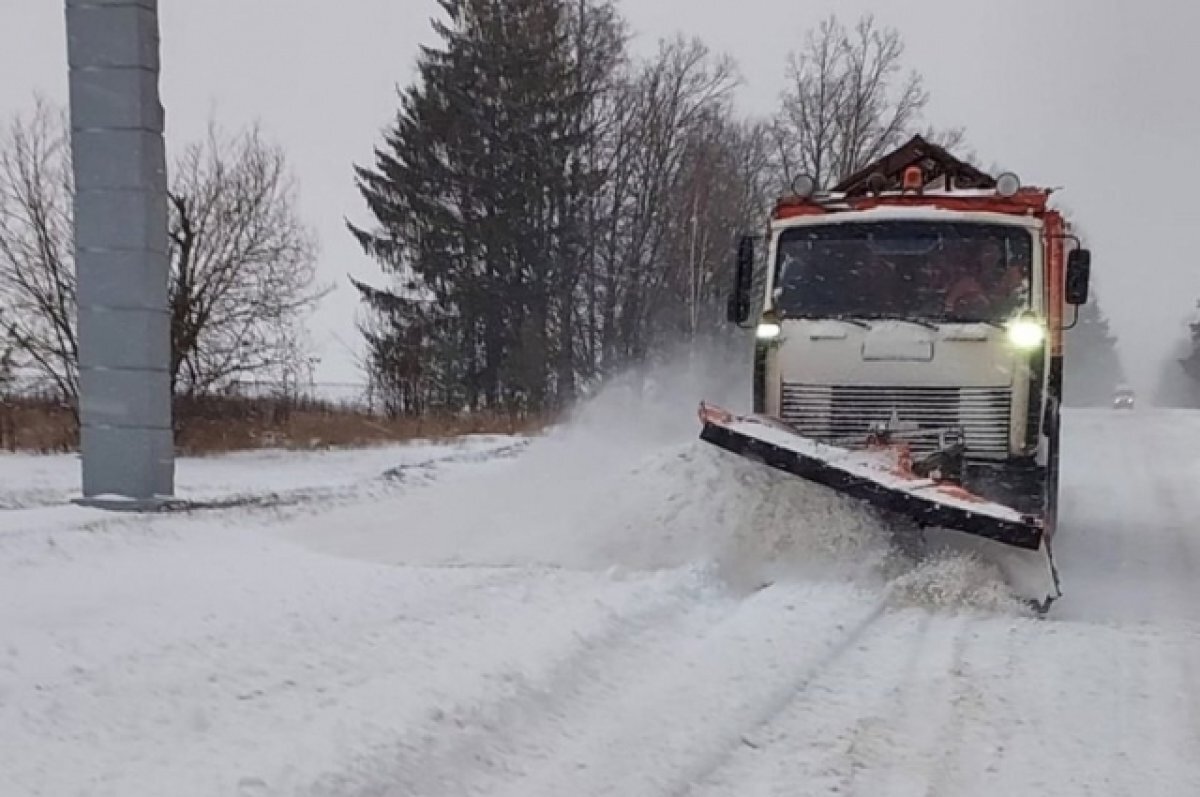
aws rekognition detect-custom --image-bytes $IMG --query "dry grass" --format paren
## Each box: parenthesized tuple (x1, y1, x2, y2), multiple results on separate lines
(173, 397, 552, 455)
(0, 396, 77, 453)
(1, 394, 554, 456)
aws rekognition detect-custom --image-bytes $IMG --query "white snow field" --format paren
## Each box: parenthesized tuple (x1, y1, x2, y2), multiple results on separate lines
(2, 394, 1199, 795)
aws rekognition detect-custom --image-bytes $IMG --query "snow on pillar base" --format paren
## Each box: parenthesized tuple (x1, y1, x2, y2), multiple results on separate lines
(67, 0, 174, 500)
(79, 424, 174, 500)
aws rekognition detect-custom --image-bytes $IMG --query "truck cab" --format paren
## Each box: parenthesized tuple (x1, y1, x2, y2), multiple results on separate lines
(726, 137, 1091, 527)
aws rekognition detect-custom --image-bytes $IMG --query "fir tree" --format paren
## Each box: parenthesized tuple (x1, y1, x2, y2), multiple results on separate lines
(1157, 300, 1200, 407)
(351, 0, 615, 414)
(1062, 289, 1126, 406)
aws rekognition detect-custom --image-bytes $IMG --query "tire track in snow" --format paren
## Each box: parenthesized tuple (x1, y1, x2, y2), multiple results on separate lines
(1146, 446, 1200, 623)
(982, 622, 1143, 797)
(1147, 470, 1200, 764)
(1125, 422, 1200, 783)
(4, 566, 717, 797)
(941, 617, 1200, 797)
(690, 609, 1197, 797)
(303, 572, 733, 797)
(667, 595, 893, 797)
(917, 621, 997, 797)
(682, 608, 982, 797)
(840, 614, 971, 797)
(921, 621, 1022, 796)
(3, 564, 539, 729)
(435, 583, 892, 797)
(1138, 627, 1200, 795)
(798, 610, 938, 797)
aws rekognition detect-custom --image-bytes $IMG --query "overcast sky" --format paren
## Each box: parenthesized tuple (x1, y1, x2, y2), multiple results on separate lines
(2, 0, 1197, 393)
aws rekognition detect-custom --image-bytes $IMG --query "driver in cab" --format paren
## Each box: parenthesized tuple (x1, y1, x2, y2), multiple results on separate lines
(942, 240, 1025, 318)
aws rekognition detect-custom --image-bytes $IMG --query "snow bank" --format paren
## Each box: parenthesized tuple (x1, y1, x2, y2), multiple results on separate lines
(0, 509, 731, 796)
(548, 354, 1028, 607)
(887, 550, 1025, 613)
(0, 435, 519, 510)
(287, 352, 906, 595)
(0, 452, 79, 509)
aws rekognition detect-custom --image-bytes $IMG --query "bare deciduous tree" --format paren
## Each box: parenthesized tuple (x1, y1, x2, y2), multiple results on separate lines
(0, 102, 324, 405)
(169, 123, 326, 395)
(0, 98, 77, 400)
(0, 335, 15, 390)
(772, 13, 930, 190)
(357, 5, 969, 413)
(591, 36, 741, 365)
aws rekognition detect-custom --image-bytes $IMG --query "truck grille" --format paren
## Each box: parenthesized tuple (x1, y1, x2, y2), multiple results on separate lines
(780, 383, 1012, 459)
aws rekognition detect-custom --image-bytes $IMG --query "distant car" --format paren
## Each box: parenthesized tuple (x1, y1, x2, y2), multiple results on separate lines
(1113, 388, 1135, 410)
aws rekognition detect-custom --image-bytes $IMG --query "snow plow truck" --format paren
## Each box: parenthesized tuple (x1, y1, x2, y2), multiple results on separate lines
(699, 136, 1091, 612)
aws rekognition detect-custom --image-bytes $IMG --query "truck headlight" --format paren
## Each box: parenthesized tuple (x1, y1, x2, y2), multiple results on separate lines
(1007, 318, 1045, 349)
(756, 322, 782, 340)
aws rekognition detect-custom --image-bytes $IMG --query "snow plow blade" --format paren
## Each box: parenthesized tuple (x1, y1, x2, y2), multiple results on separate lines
(697, 402, 1060, 609)
(698, 403, 1043, 549)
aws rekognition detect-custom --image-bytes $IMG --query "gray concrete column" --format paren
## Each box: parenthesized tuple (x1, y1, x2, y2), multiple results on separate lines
(66, 0, 174, 500)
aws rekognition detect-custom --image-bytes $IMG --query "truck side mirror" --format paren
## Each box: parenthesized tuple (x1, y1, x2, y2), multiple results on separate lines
(727, 235, 755, 324)
(1065, 249, 1091, 305)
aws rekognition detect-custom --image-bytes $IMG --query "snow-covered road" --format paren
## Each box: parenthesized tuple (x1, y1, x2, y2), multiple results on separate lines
(2, 403, 1198, 796)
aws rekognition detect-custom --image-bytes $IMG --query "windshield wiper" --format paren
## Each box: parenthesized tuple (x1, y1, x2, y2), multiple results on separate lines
(855, 314, 938, 330)
(940, 316, 1005, 329)
(782, 313, 870, 328)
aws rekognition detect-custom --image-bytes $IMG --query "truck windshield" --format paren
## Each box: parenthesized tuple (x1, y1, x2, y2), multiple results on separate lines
(774, 221, 1033, 323)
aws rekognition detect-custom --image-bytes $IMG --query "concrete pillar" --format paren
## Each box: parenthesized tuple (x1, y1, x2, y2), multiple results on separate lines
(66, 0, 174, 500)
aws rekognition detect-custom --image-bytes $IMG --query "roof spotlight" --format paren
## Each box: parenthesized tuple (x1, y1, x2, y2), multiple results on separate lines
(996, 171, 1021, 197)
(791, 173, 817, 199)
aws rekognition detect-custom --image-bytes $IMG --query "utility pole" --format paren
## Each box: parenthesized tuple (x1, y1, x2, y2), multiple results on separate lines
(66, 0, 174, 502)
